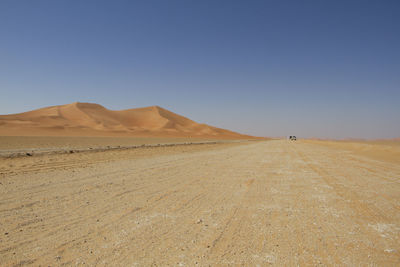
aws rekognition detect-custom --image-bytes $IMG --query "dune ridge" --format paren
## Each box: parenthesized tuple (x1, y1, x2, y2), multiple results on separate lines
(0, 102, 254, 139)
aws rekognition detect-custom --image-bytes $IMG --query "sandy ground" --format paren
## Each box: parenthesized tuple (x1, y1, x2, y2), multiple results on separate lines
(1, 140, 400, 266)
(0, 136, 237, 157)
(0, 136, 216, 150)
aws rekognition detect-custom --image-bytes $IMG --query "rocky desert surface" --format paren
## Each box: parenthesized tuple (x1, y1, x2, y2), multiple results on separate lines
(1, 139, 399, 266)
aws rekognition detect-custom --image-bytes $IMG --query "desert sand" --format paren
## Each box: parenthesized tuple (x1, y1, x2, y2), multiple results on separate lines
(0, 102, 253, 139)
(0, 136, 240, 158)
(1, 139, 399, 266)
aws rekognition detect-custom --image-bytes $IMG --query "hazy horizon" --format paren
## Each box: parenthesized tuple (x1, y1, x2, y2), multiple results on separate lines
(1, 1, 399, 139)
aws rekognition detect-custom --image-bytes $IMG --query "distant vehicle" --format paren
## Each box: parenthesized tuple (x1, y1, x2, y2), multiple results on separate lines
(289, 136, 297, 141)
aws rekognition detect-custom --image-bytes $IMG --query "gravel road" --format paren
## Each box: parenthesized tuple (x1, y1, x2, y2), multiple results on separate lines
(1, 140, 399, 266)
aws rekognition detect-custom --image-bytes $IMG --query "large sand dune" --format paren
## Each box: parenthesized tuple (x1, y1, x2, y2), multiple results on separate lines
(0, 102, 252, 139)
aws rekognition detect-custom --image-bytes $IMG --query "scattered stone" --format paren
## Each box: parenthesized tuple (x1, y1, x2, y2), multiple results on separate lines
(196, 219, 203, 224)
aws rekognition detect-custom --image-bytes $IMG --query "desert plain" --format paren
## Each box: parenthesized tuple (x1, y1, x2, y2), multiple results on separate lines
(1, 136, 400, 266)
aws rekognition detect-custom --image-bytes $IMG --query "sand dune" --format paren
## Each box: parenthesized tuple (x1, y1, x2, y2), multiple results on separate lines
(0, 102, 253, 139)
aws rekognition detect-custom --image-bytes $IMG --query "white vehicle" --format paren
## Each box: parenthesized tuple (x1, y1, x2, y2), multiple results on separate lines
(289, 136, 297, 141)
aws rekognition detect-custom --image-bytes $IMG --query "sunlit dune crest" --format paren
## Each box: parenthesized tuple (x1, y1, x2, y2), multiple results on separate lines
(0, 102, 254, 139)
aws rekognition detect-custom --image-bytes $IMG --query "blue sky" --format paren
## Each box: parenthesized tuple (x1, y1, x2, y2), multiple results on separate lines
(1, 0, 399, 138)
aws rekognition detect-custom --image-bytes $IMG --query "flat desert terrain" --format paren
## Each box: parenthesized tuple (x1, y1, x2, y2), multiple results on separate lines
(0, 136, 232, 158)
(1, 139, 400, 266)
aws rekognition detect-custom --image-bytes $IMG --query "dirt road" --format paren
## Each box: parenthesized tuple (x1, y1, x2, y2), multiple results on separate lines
(1, 140, 399, 266)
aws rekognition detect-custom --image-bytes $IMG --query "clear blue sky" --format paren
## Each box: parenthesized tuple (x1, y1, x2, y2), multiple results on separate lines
(1, 0, 399, 139)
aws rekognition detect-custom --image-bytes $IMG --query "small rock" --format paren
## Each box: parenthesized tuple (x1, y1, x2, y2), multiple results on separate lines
(26, 153, 33, 156)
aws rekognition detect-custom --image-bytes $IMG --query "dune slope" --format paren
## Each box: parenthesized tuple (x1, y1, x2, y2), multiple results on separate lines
(0, 102, 253, 139)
